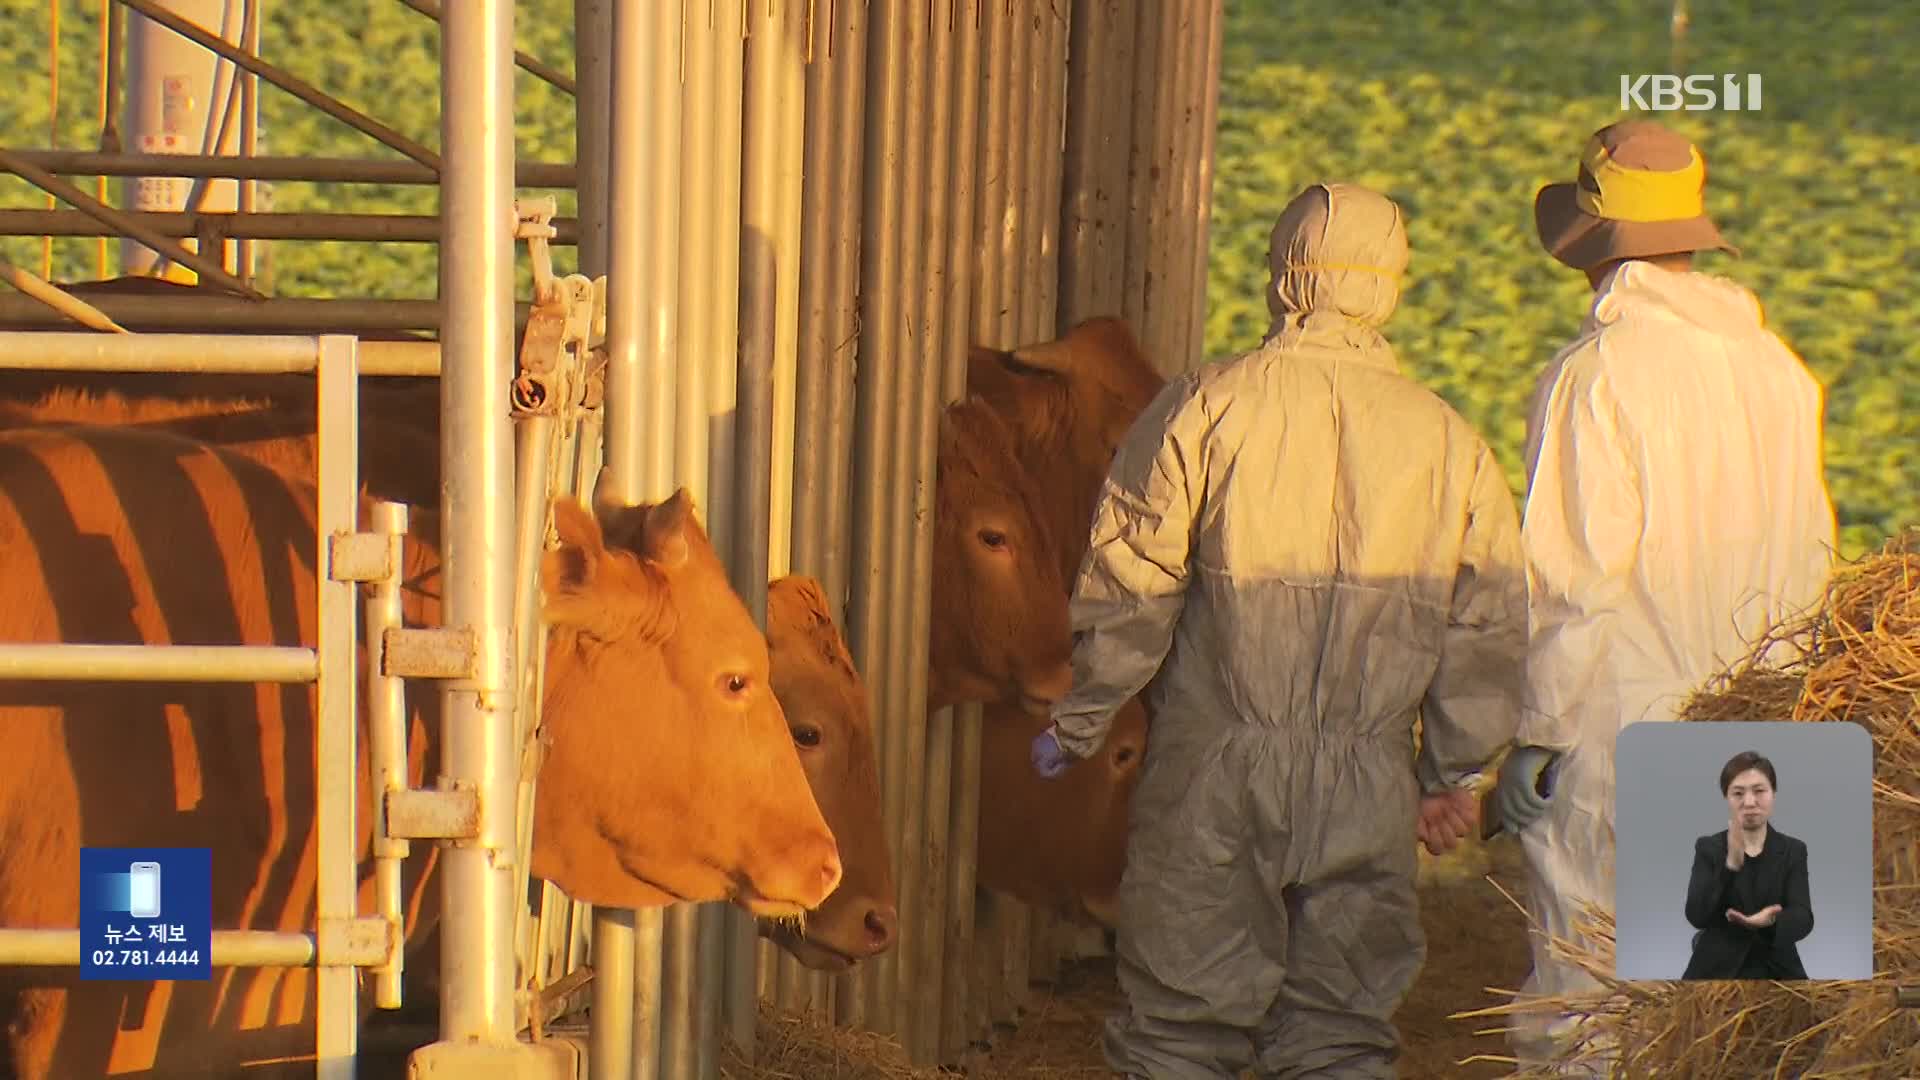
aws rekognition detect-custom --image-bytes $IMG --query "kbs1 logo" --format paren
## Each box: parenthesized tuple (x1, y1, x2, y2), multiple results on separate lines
(1620, 74, 1763, 112)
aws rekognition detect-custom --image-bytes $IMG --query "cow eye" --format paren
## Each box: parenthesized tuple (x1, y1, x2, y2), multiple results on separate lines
(793, 726, 822, 748)
(977, 528, 1007, 549)
(719, 673, 751, 698)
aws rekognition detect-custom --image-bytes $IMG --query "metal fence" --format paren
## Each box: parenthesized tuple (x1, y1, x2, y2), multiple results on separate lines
(0, 0, 1224, 1075)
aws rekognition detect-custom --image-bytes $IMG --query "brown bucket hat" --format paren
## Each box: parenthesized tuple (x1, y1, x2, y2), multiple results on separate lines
(1534, 119, 1738, 271)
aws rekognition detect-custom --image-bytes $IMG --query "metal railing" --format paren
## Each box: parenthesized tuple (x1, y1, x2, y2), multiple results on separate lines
(0, 330, 391, 1078)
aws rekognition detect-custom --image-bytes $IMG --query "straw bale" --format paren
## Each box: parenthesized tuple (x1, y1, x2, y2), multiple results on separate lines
(1454, 528, 1920, 1078)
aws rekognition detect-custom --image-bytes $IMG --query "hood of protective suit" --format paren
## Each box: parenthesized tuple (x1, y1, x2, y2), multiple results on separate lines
(1587, 258, 1768, 339)
(1266, 183, 1409, 332)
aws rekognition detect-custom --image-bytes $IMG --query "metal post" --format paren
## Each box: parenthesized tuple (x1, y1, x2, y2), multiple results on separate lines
(430, 0, 520, 1055)
(595, 0, 674, 1076)
(366, 500, 412, 1011)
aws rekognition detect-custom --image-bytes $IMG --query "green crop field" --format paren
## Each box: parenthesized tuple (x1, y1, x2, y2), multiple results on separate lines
(2, 0, 1912, 559)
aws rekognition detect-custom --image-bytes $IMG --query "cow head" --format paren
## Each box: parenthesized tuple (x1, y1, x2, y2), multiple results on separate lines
(967, 317, 1167, 584)
(974, 695, 1150, 927)
(931, 397, 1074, 717)
(760, 575, 897, 970)
(531, 492, 843, 919)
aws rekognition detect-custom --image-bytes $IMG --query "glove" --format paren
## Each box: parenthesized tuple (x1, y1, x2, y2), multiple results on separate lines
(1031, 728, 1073, 779)
(1492, 745, 1561, 836)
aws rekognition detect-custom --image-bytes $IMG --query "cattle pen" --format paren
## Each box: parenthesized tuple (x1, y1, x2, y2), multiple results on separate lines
(0, 1, 1225, 1077)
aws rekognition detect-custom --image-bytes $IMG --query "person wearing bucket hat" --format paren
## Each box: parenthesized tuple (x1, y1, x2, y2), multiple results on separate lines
(1491, 119, 1838, 1073)
(1027, 182, 1529, 1079)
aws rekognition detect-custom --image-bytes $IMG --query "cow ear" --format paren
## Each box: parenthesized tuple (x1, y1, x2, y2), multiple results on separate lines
(638, 488, 694, 570)
(545, 497, 607, 593)
(769, 575, 834, 627)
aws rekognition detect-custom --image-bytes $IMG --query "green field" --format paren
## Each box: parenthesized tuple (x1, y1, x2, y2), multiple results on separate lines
(2, 0, 1912, 559)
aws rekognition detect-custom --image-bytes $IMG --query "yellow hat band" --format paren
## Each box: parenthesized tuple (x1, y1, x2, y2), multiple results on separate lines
(1573, 141, 1707, 223)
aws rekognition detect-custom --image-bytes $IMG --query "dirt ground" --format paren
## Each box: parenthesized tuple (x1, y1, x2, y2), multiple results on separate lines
(718, 833, 1538, 1079)
(358, 836, 1536, 1079)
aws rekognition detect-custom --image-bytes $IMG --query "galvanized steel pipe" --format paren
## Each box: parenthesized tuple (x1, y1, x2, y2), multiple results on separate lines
(430, 0, 522, 1051)
(0, 928, 390, 967)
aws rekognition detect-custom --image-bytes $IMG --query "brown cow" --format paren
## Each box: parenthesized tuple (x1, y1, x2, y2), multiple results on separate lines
(974, 697, 1149, 926)
(962, 317, 1167, 929)
(0, 423, 838, 1077)
(0, 386, 900, 973)
(931, 397, 1074, 717)
(966, 315, 1167, 585)
(761, 576, 896, 969)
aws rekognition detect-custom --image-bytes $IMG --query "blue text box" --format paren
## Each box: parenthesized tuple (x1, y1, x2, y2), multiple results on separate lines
(79, 847, 211, 981)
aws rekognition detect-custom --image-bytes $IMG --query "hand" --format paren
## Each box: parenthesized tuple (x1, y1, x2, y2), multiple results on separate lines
(1416, 789, 1479, 856)
(1031, 728, 1073, 780)
(1727, 904, 1781, 929)
(1726, 809, 1746, 871)
(1492, 746, 1560, 836)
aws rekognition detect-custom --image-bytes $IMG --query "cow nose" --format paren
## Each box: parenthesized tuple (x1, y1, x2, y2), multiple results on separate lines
(864, 905, 898, 953)
(816, 841, 844, 902)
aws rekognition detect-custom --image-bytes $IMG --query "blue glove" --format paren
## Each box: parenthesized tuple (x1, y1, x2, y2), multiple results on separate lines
(1031, 728, 1073, 779)
(1493, 745, 1561, 836)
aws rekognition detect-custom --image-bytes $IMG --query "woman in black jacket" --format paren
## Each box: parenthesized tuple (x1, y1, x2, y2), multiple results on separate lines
(1682, 750, 1814, 980)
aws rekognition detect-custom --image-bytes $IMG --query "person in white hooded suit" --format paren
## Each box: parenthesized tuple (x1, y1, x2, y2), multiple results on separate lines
(1492, 119, 1838, 1074)
(1028, 182, 1530, 1079)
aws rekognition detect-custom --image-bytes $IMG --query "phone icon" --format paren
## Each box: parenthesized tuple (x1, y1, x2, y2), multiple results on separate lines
(128, 862, 162, 919)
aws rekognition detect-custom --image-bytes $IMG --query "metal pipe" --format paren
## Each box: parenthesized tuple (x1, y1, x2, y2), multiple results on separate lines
(394, 0, 576, 96)
(703, 0, 745, 590)
(236, 0, 259, 286)
(927, 5, 983, 1060)
(4, 149, 576, 187)
(0, 928, 389, 967)
(0, 148, 262, 298)
(719, 0, 763, 1057)
(0, 330, 440, 375)
(597, 0, 676, 1074)
(0, 208, 581, 244)
(509, 413, 560, 1033)
(1188, 1, 1225, 374)
(110, 0, 442, 170)
(674, 6, 725, 1077)
(631, 907, 665, 1080)
(0, 643, 318, 682)
(1144, 1, 1184, 374)
(313, 334, 362, 1079)
(894, 1, 951, 1062)
(366, 500, 411, 1011)
(786, 0, 867, 1025)
(570, 0, 634, 1069)
(1120, 0, 1161, 349)
(590, 912, 638, 1080)
(0, 295, 532, 334)
(855, 0, 908, 1036)
(0, 258, 128, 332)
(572, 2, 611, 274)
(433, 0, 521, 1050)
(1058, 0, 1110, 328)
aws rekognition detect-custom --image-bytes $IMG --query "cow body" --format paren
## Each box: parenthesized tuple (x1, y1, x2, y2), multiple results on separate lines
(0, 423, 837, 1077)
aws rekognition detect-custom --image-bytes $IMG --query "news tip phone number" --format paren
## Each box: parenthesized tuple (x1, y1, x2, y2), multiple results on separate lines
(90, 948, 202, 966)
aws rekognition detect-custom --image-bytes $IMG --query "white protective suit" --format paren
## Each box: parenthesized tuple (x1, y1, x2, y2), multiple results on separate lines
(1507, 259, 1838, 1071)
(1047, 183, 1529, 1079)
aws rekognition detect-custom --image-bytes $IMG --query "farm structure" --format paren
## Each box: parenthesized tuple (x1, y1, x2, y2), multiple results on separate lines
(0, 0, 1227, 1077)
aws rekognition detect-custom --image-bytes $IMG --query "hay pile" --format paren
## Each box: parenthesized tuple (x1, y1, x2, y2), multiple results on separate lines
(1459, 528, 1920, 1078)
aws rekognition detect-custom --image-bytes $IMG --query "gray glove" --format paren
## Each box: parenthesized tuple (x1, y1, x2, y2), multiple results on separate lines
(1492, 745, 1561, 836)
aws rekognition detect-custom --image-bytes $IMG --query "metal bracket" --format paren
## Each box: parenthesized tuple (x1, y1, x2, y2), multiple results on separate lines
(317, 916, 395, 968)
(381, 627, 477, 680)
(328, 531, 395, 583)
(386, 787, 480, 840)
(1897, 984, 1920, 1008)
